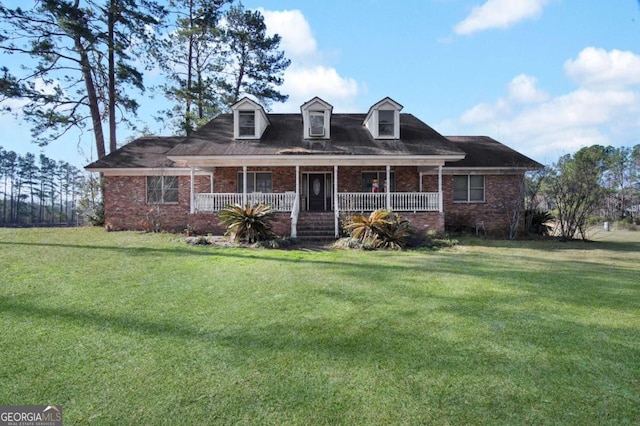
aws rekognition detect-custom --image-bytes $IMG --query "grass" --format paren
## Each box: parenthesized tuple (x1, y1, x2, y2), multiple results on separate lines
(0, 227, 638, 425)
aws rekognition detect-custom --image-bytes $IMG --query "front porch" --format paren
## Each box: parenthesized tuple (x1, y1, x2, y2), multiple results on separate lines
(187, 163, 445, 238)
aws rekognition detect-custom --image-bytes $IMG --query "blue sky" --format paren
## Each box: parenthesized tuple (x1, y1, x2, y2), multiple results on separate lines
(1, 0, 640, 167)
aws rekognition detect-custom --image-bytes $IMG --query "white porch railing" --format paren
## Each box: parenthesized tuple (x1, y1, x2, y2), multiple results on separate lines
(194, 192, 439, 213)
(194, 192, 296, 212)
(337, 192, 440, 212)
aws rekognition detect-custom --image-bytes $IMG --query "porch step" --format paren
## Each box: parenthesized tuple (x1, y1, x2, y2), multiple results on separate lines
(296, 212, 336, 239)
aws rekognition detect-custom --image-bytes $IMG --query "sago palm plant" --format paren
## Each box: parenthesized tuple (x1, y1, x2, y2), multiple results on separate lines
(345, 209, 413, 249)
(219, 203, 276, 243)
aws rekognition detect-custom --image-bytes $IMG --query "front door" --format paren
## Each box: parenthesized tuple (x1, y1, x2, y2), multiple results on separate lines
(308, 173, 326, 211)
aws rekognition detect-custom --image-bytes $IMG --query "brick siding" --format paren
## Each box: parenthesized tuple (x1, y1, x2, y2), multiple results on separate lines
(104, 168, 525, 236)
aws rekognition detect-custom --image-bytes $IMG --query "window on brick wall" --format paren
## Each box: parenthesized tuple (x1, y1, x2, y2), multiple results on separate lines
(237, 172, 272, 193)
(453, 175, 485, 202)
(361, 171, 395, 192)
(147, 176, 179, 204)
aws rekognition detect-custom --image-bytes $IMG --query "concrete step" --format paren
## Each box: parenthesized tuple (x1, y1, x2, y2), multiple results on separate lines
(296, 212, 337, 238)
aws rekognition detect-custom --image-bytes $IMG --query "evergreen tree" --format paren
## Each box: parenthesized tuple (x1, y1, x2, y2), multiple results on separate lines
(154, 0, 230, 135)
(219, 3, 290, 107)
(0, 1, 165, 159)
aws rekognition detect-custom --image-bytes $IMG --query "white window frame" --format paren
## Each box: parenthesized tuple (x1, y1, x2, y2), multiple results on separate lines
(237, 172, 273, 193)
(378, 110, 395, 137)
(238, 111, 255, 137)
(453, 175, 485, 203)
(309, 110, 325, 137)
(361, 171, 396, 192)
(146, 176, 179, 204)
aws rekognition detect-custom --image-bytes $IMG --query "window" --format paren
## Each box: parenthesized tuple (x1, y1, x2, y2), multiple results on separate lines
(361, 171, 395, 192)
(147, 176, 179, 204)
(453, 175, 485, 202)
(378, 110, 394, 137)
(237, 172, 272, 193)
(309, 110, 325, 136)
(238, 111, 255, 137)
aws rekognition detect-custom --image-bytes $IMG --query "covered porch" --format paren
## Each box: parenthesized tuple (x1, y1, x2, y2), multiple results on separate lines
(176, 156, 450, 238)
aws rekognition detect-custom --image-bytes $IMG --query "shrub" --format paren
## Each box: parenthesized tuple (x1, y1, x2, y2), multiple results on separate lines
(525, 209, 554, 236)
(344, 209, 413, 250)
(219, 204, 276, 244)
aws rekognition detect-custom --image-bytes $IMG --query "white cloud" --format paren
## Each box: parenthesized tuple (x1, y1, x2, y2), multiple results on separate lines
(258, 8, 364, 111)
(442, 49, 640, 162)
(507, 74, 549, 103)
(454, 0, 550, 35)
(259, 9, 317, 60)
(564, 47, 640, 89)
(272, 65, 362, 113)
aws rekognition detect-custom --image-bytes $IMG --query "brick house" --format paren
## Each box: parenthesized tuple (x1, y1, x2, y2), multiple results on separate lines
(86, 96, 542, 237)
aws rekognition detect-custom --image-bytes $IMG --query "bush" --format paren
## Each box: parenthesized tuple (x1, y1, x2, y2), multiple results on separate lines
(343, 209, 413, 250)
(81, 198, 105, 227)
(219, 204, 276, 244)
(525, 209, 554, 236)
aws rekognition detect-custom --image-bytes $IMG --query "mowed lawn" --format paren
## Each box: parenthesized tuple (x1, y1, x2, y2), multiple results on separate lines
(0, 228, 638, 425)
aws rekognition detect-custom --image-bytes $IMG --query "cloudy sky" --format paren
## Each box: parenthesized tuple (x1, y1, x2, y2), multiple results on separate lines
(2, 0, 640, 167)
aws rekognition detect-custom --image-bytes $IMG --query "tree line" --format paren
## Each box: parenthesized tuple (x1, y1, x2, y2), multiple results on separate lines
(527, 144, 640, 240)
(0, 146, 87, 225)
(0, 0, 290, 160)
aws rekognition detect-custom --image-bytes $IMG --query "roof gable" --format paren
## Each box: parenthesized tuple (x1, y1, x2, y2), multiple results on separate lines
(231, 97, 270, 139)
(363, 97, 404, 139)
(300, 96, 333, 112)
(300, 96, 333, 139)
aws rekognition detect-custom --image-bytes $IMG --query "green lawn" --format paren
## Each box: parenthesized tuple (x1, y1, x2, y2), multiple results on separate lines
(0, 228, 638, 425)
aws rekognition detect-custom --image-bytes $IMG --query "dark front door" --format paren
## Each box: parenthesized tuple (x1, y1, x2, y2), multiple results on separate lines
(308, 173, 326, 211)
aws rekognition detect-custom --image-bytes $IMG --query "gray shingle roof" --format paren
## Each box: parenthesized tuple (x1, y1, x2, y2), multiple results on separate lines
(85, 136, 185, 169)
(166, 113, 465, 157)
(85, 116, 541, 171)
(445, 136, 543, 169)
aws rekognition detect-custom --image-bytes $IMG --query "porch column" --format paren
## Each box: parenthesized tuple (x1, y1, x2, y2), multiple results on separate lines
(386, 165, 391, 210)
(334, 165, 339, 237)
(242, 165, 247, 206)
(291, 165, 300, 238)
(210, 167, 215, 192)
(190, 166, 195, 214)
(295, 165, 300, 196)
(438, 165, 443, 213)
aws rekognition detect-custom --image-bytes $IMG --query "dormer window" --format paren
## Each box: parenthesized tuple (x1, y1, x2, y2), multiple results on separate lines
(238, 111, 255, 137)
(301, 97, 333, 139)
(378, 110, 394, 137)
(231, 97, 270, 139)
(364, 97, 403, 139)
(309, 110, 325, 137)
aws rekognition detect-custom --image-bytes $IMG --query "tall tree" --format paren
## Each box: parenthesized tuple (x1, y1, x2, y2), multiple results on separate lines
(38, 154, 58, 222)
(0, 147, 4, 222)
(1, 150, 17, 223)
(219, 3, 290, 107)
(154, 0, 230, 135)
(0, 1, 164, 158)
(102, 0, 165, 152)
(548, 145, 609, 240)
(18, 152, 39, 222)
